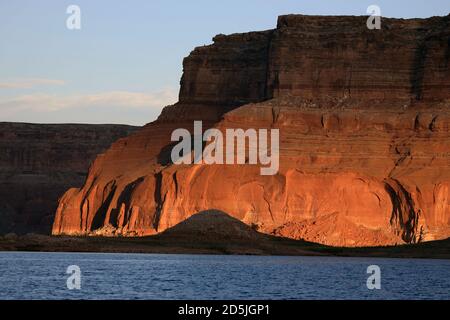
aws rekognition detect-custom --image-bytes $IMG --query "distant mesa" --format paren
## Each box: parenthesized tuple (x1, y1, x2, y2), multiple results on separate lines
(0, 122, 138, 234)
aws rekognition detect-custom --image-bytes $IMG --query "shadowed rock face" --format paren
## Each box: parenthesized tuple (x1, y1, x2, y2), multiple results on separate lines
(53, 14, 450, 246)
(0, 123, 137, 234)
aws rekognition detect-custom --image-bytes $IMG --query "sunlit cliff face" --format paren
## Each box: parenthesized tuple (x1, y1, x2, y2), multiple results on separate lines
(52, 14, 450, 247)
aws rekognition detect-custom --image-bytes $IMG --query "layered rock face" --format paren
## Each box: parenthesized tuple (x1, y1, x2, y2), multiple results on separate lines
(0, 123, 137, 234)
(53, 14, 450, 246)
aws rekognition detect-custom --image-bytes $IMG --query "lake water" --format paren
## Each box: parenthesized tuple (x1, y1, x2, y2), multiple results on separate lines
(0, 252, 448, 300)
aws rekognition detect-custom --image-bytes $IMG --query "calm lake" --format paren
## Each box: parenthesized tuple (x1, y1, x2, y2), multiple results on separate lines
(0, 252, 448, 300)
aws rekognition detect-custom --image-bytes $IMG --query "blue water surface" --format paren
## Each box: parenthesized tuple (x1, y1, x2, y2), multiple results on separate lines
(0, 252, 448, 300)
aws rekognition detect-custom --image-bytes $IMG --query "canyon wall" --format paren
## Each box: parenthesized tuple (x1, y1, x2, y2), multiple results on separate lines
(0, 123, 137, 234)
(52, 14, 450, 246)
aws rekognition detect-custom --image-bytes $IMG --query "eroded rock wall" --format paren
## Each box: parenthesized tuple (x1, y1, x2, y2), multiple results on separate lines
(0, 123, 137, 234)
(52, 14, 450, 246)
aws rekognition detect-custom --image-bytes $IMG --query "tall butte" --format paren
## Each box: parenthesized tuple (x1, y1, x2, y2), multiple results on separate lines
(52, 14, 450, 247)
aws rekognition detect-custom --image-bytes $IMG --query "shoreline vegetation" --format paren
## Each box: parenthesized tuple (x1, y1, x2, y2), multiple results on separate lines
(1, 211, 449, 259)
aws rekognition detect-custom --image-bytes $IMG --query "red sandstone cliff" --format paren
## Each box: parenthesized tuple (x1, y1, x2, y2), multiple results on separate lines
(0, 123, 137, 234)
(52, 14, 450, 246)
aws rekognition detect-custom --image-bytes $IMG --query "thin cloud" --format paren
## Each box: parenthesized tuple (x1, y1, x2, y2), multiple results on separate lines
(0, 78, 66, 89)
(0, 88, 178, 115)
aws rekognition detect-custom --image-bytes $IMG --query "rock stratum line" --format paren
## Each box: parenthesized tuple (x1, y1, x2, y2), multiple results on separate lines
(52, 14, 450, 247)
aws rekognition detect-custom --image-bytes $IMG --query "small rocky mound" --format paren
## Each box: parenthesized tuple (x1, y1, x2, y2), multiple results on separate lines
(157, 210, 265, 242)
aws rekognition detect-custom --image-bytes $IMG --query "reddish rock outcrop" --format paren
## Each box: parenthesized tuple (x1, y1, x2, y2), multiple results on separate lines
(0, 123, 137, 234)
(53, 14, 450, 246)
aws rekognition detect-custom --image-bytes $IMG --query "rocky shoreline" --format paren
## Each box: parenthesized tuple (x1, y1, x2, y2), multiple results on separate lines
(2, 211, 449, 259)
(1, 234, 449, 259)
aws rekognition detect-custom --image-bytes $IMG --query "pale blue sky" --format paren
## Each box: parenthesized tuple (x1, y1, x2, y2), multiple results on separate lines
(0, 0, 449, 125)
